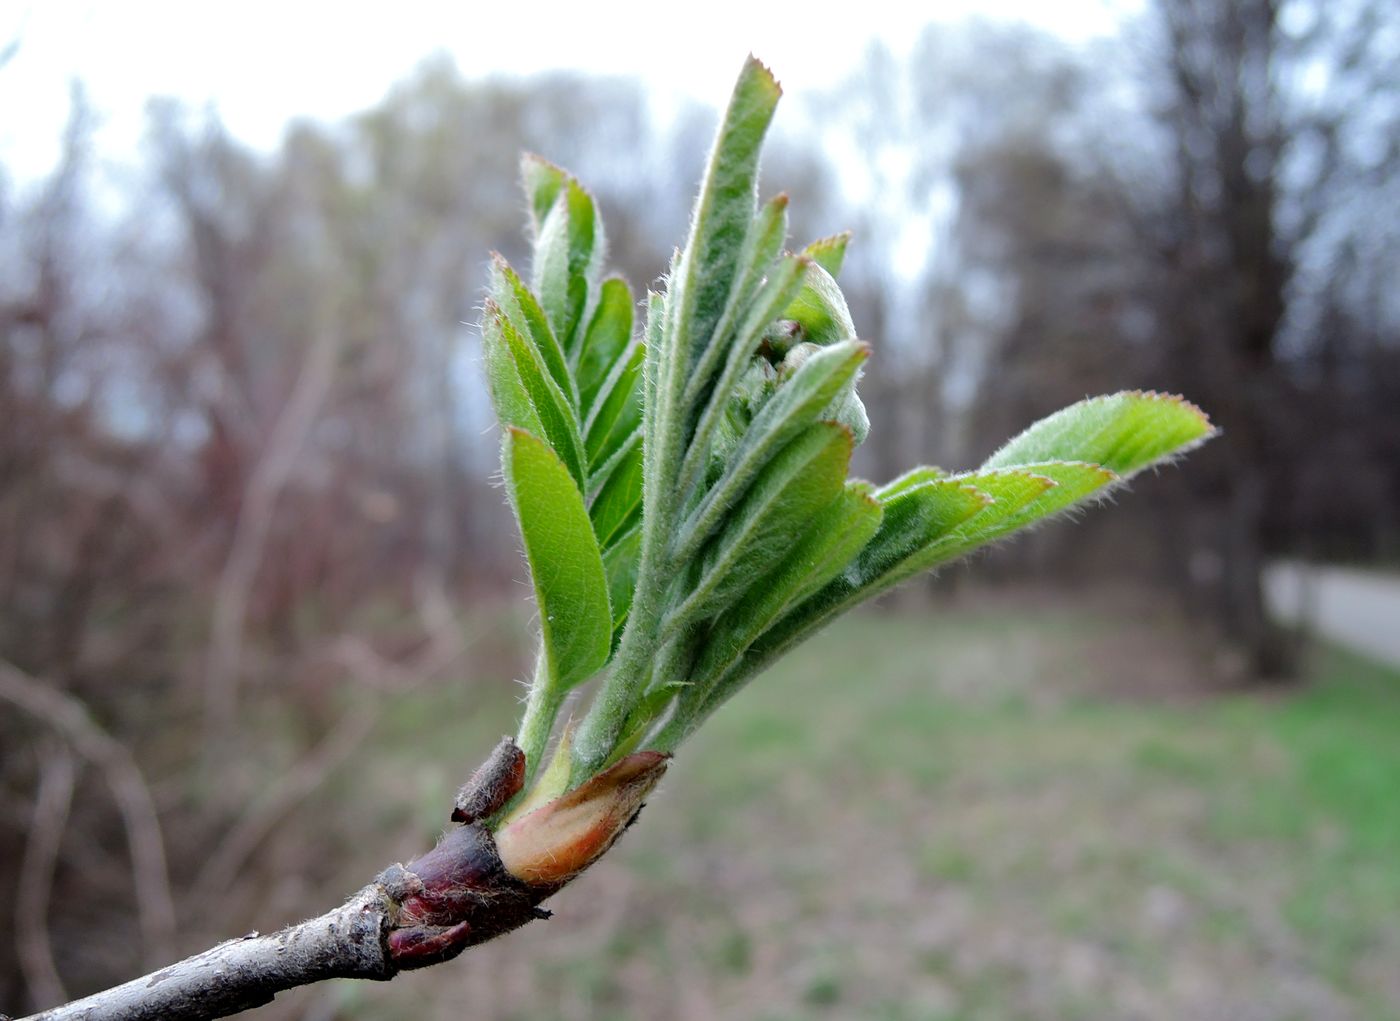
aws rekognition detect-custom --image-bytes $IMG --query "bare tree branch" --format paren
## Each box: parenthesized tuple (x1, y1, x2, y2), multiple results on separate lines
(193, 576, 475, 903)
(0, 661, 178, 966)
(190, 702, 377, 902)
(15, 744, 77, 1012)
(19, 884, 395, 1021)
(203, 323, 339, 748)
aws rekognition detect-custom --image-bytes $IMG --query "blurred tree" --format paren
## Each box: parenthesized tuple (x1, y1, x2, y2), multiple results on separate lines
(1146, 0, 1400, 677)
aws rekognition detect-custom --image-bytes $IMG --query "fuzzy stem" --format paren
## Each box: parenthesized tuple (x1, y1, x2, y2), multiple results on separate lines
(515, 652, 563, 785)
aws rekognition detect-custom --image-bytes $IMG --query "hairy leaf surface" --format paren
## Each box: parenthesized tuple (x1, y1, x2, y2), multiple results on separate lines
(504, 428, 612, 689)
(985, 391, 1214, 478)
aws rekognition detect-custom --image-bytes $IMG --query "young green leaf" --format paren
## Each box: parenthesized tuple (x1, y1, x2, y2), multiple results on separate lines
(521, 153, 567, 235)
(490, 255, 575, 407)
(802, 232, 851, 279)
(482, 307, 547, 443)
(876, 465, 948, 500)
(584, 341, 644, 473)
(504, 428, 612, 690)
(729, 474, 1036, 677)
(677, 250, 809, 495)
(868, 461, 1116, 583)
(677, 339, 868, 561)
(532, 178, 605, 355)
(984, 391, 1215, 477)
(561, 180, 604, 350)
(851, 478, 997, 588)
(658, 481, 885, 745)
(783, 261, 856, 346)
(671, 56, 782, 374)
(681, 193, 792, 416)
(970, 460, 1119, 537)
(485, 305, 587, 488)
(589, 442, 644, 551)
(602, 526, 642, 637)
(667, 421, 852, 629)
(577, 276, 635, 416)
(492, 58, 1215, 799)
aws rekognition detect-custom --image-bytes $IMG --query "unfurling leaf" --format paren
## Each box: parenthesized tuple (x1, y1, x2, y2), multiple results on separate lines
(802, 232, 851, 279)
(672, 421, 853, 627)
(669, 481, 885, 738)
(483, 304, 587, 488)
(490, 255, 574, 407)
(984, 391, 1215, 478)
(521, 153, 567, 235)
(679, 339, 868, 560)
(782, 261, 856, 347)
(670, 56, 782, 375)
(577, 277, 635, 415)
(532, 176, 605, 356)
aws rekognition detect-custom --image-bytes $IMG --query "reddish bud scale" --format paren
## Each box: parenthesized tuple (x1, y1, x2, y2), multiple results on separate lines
(382, 747, 668, 969)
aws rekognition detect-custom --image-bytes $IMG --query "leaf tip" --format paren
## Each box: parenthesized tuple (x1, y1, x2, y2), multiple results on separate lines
(958, 481, 997, 507)
(744, 53, 783, 98)
(1128, 389, 1217, 434)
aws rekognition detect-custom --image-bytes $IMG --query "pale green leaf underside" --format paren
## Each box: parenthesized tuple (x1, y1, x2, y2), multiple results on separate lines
(673, 420, 853, 629)
(677, 338, 868, 562)
(670, 480, 884, 740)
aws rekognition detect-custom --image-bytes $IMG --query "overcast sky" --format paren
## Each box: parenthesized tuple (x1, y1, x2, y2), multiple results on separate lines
(1, 1, 1136, 186)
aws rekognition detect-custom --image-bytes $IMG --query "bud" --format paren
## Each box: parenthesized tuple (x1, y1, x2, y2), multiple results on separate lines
(495, 751, 668, 886)
(452, 736, 526, 823)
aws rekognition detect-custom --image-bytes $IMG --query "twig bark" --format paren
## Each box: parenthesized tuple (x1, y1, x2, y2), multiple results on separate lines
(19, 883, 395, 1021)
(13, 747, 668, 1021)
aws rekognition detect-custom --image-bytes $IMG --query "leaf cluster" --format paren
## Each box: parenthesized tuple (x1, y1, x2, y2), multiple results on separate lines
(481, 57, 1215, 802)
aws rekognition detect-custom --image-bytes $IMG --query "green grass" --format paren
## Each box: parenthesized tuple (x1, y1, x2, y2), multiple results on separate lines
(339, 598, 1400, 1021)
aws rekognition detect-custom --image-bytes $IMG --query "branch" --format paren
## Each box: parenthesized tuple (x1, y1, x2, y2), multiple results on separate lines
(191, 582, 475, 904)
(0, 661, 177, 966)
(12, 744, 668, 1021)
(188, 702, 377, 903)
(19, 884, 394, 1021)
(203, 323, 339, 748)
(15, 744, 77, 1012)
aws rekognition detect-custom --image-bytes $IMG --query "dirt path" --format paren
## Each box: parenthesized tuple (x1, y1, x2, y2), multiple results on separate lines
(1265, 561, 1400, 667)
